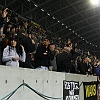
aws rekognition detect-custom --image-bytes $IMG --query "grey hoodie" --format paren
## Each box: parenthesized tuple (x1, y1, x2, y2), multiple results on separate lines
(2, 46, 26, 67)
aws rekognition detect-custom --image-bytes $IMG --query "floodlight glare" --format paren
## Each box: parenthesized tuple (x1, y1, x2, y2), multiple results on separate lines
(91, 0, 99, 5)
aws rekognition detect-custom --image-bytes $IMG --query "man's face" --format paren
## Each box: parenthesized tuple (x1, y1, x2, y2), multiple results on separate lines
(49, 45, 55, 51)
(63, 46, 71, 53)
(84, 57, 90, 63)
(43, 39, 50, 46)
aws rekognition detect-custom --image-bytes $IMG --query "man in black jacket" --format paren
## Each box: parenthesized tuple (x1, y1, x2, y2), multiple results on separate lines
(18, 28, 35, 68)
(0, 8, 8, 64)
(77, 57, 91, 75)
(35, 38, 54, 70)
(56, 46, 72, 72)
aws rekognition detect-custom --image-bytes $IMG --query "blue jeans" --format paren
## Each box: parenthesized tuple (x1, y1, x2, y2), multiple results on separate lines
(36, 66, 48, 71)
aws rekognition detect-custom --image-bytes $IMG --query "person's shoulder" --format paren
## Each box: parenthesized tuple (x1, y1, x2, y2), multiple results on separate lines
(21, 36, 31, 42)
(56, 53, 62, 58)
(5, 45, 9, 49)
(3, 45, 9, 51)
(36, 44, 45, 52)
(37, 44, 44, 48)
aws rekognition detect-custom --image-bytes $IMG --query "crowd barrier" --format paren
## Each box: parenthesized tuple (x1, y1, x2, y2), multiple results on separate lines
(0, 65, 97, 100)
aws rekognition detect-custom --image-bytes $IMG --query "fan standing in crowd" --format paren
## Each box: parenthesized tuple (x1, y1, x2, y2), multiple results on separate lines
(2, 36, 26, 67)
(56, 46, 72, 72)
(0, 7, 8, 64)
(49, 43, 57, 71)
(56, 39, 78, 73)
(18, 28, 35, 69)
(77, 56, 92, 75)
(35, 37, 54, 70)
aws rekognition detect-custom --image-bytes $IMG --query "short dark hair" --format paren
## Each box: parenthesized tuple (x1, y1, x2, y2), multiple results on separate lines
(43, 37, 51, 42)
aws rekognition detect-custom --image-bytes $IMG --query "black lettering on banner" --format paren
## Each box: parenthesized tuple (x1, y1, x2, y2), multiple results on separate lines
(83, 82, 98, 100)
(63, 81, 79, 100)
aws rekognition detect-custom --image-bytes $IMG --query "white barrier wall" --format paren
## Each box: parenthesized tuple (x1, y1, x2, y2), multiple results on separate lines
(0, 65, 97, 100)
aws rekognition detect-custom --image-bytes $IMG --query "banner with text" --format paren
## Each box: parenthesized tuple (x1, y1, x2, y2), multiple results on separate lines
(83, 82, 98, 100)
(63, 81, 79, 100)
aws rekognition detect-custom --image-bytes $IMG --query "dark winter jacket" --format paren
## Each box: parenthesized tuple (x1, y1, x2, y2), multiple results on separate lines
(35, 44, 54, 68)
(56, 52, 72, 72)
(18, 33, 35, 68)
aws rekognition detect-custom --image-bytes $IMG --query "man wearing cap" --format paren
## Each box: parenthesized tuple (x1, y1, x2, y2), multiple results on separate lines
(35, 37, 54, 70)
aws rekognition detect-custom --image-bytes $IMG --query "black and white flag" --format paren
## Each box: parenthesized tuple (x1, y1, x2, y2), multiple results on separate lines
(63, 81, 79, 100)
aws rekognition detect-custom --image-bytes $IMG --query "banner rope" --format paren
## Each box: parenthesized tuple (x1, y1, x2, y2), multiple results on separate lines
(79, 82, 83, 89)
(1, 82, 83, 100)
(1, 83, 63, 100)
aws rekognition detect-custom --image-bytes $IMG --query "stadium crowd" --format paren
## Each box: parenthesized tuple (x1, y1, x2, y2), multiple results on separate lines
(0, 6, 100, 77)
